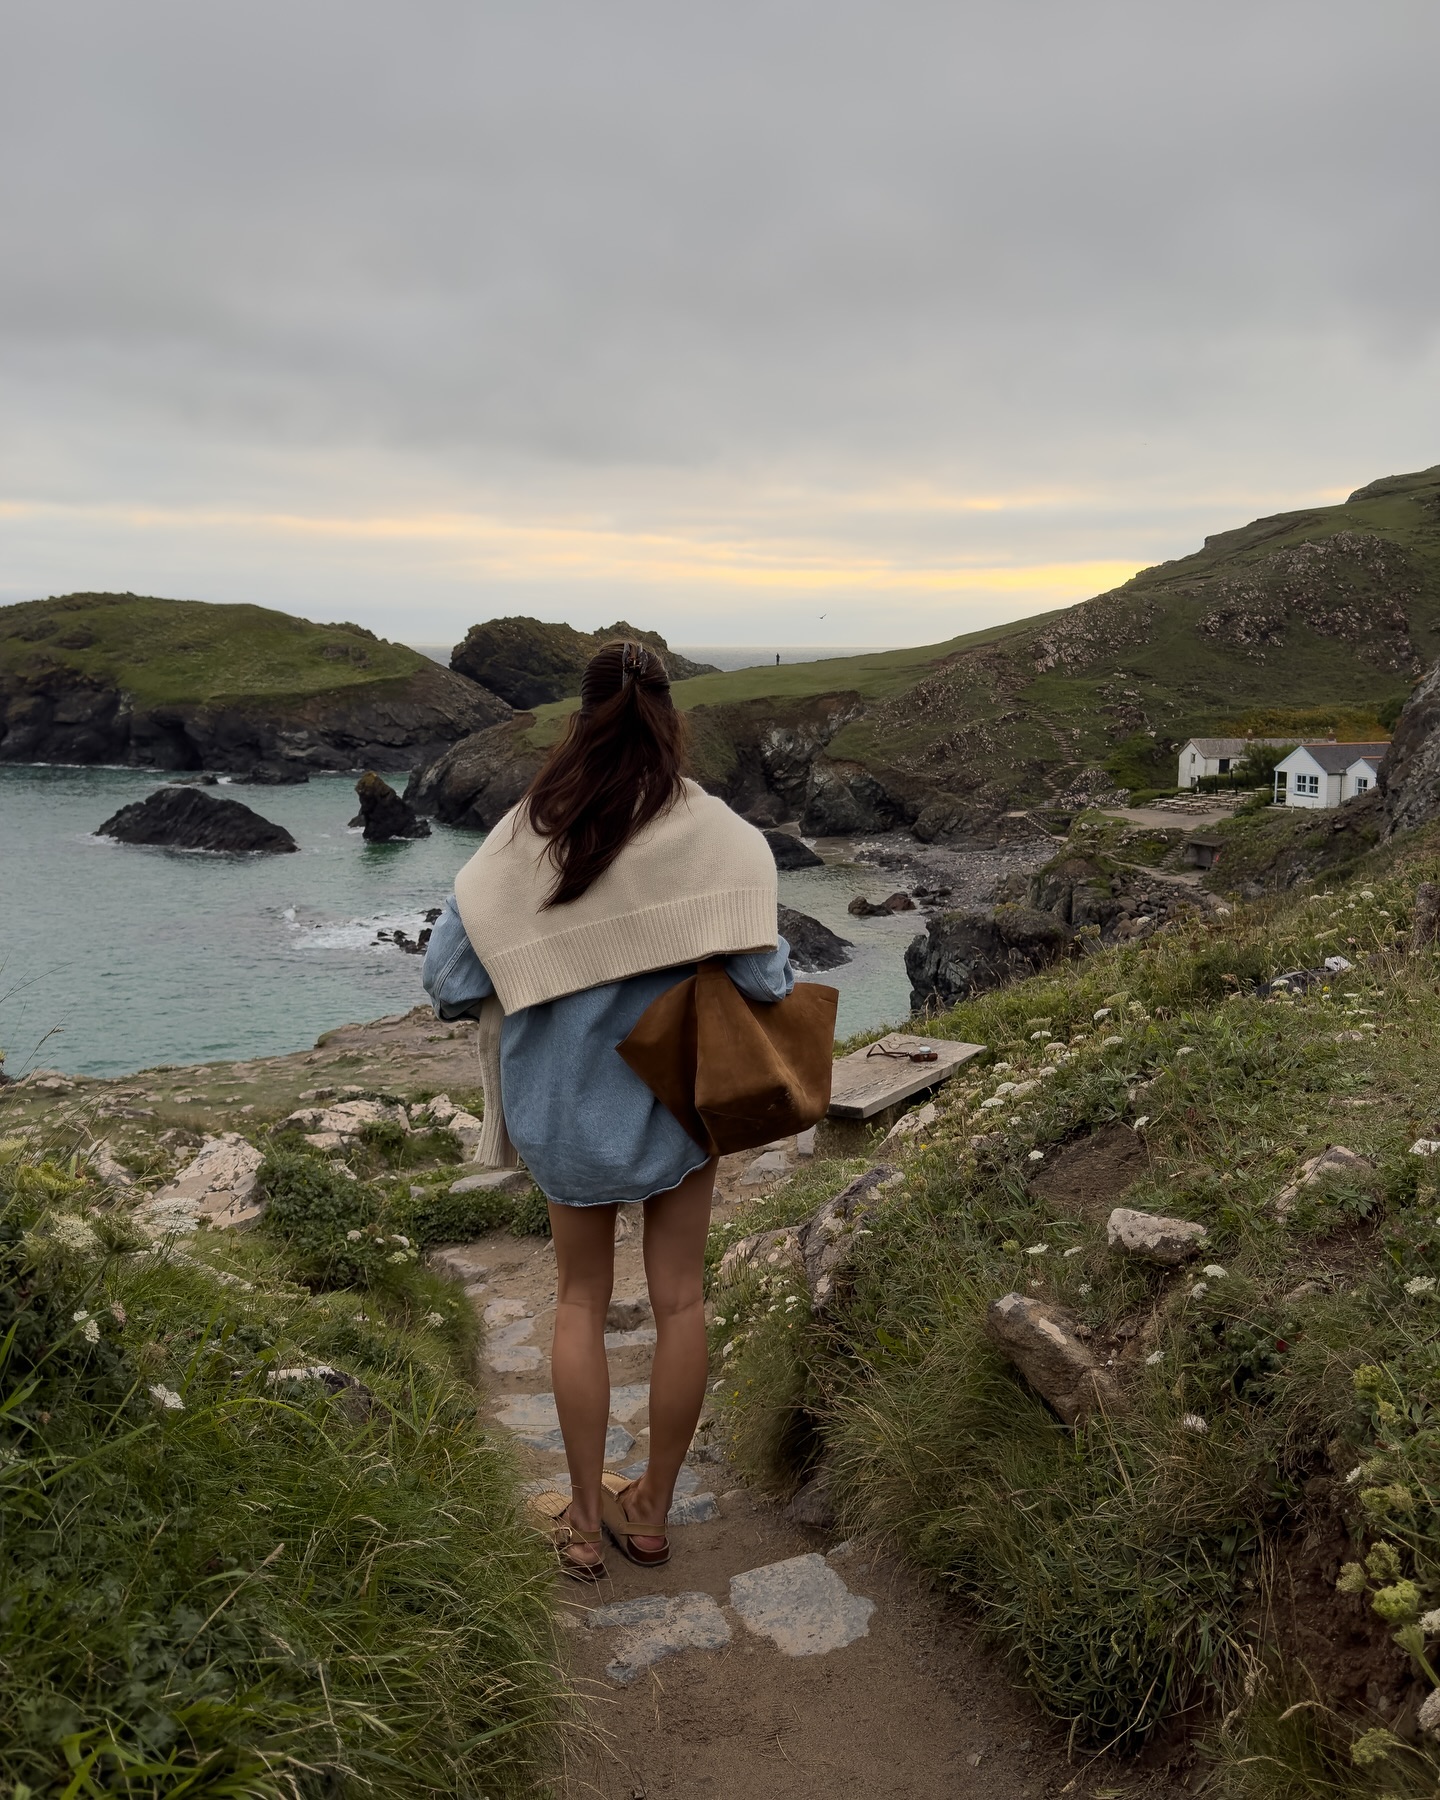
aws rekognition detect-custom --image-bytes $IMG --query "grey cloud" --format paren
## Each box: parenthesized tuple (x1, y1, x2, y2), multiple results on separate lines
(1, 0, 1438, 636)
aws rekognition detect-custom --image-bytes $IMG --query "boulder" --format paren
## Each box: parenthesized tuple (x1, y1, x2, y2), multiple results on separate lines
(281, 1097, 409, 1147)
(796, 1164, 898, 1309)
(848, 891, 915, 917)
(607, 1295, 653, 1331)
(1380, 655, 1440, 838)
(716, 1225, 802, 1285)
(785, 1468, 837, 1530)
(138, 1133, 265, 1234)
(1275, 1145, 1376, 1218)
(450, 616, 717, 709)
(84, 1140, 135, 1189)
(877, 1100, 938, 1153)
(1106, 1207, 1209, 1264)
(405, 717, 546, 830)
(1414, 881, 1440, 952)
(765, 829, 823, 870)
(350, 769, 431, 841)
(97, 785, 298, 853)
(449, 1167, 532, 1196)
(985, 1293, 1120, 1425)
(777, 904, 852, 972)
(234, 763, 309, 785)
(905, 905, 1070, 1013)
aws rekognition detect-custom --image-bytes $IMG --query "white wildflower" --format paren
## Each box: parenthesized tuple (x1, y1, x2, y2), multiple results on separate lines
(1102, 1035, 1124, 1048)
(1405, 1276, 1437, 1297)
(1133, 1115, 1150, 1131)
(1025, 1243, 1049, 1257)
(1093, 1007, 1112, 1021)
(1077, 1284, 1092, 1297)
(149, 1383, 185, 1411)
(423, 1311, 445, 1327)
(1181, 1413, 1208, 1434)
(386, 1250, 409, 1264)
(1176, 1046, 1195, 1058)
(1202, 1264, 1228, 1280)
(1063, 1246, 1083, 1258)
(1420, 1609, 1440, 1634)
(994, 1082, 1017, 1097)
(1360, 890, 1375, 901)
(714, 1315, 727, 1327)
(1030, 1030, 1052, 1041)
(721, 1340, 735, 1360)
(991, 1061, 1012, 1073)
(389, 1234, 410, 1248)
(979, 1096, 1004, 1109)
(52, 1213, 100, 1253)
(1145, 1350, 1164, 1366)
(1345, 1465, 1365, 1485)
(1189, 1282, 1209, 1300)
(345, 1229, 362, 1241)
(72, 1309, 100, 1345)
(1028, 1149, 1045, 1162)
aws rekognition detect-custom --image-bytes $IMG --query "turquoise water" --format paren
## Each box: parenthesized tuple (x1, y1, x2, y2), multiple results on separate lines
(0, 766, 914, 1078)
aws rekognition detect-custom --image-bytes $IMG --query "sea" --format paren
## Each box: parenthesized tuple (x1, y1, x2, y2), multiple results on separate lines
(0, 764, 918, 1079)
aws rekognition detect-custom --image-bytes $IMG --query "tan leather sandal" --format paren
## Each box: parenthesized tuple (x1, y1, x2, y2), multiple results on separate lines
(529, 1491, 607, 1583)
(600, 1472, 671, 1567)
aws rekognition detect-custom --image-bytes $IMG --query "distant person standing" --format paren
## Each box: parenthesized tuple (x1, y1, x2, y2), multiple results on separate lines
(776, 652, 781, 665)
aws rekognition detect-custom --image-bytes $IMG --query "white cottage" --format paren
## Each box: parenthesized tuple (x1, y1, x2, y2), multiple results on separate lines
(1273, 742, 1389, 809)
(1176, 737, 1293, 789)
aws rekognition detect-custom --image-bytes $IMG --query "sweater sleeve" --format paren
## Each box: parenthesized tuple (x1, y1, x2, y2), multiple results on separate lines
(422, 894, 495, 1020)
(724, 937, 796, 1005)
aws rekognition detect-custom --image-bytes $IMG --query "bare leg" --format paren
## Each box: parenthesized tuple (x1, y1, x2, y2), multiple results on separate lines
(547, 1200, 618, 1568)
(626, 1158, 717, 1551)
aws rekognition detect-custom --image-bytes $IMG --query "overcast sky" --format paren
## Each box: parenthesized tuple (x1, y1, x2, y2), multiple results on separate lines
(2, 1, 1437, 650)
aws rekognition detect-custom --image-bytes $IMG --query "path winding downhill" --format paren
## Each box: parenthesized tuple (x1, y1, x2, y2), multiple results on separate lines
(437, 1146, 1189, 1800)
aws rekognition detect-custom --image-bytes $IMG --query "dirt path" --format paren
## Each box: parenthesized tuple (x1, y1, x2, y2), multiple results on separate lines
(438, 1146, 1188, 1800)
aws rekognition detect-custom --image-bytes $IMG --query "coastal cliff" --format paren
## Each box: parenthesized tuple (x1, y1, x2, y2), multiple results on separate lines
(0, 592, 510, 773)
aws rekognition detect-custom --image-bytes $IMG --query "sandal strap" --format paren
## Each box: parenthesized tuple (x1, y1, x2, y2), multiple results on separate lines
(605, 1518, 669, 1538)
(555, 1523, 604, 1546)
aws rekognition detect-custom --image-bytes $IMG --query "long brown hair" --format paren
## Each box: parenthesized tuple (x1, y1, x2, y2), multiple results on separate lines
(521, 639, 689, 906)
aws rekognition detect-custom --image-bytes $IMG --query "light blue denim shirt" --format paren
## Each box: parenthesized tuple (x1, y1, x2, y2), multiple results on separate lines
(422, 895, 795, 1206)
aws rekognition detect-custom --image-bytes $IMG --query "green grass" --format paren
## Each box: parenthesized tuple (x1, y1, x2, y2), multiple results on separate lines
(0, 593, 428, 708)
(0, 1139, 561, 1797)
(710, 821, 1440, 1787)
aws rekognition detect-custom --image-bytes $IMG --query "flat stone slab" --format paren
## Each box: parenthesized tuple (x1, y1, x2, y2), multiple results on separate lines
(605, 1325, 658, 1349)
(619, 1460, 702, 1497)
(827, 1033, 984, 1120)
(608, 1382, 651, 1424)
(586, 1591, 731, 1685)
(486, 1317, 542, 1373)
(450, 1168, 534, 1196)
(506, 1421, 635, 1459)
(494, 1392, 559, 1432)
(728, 1553, 875, 1656)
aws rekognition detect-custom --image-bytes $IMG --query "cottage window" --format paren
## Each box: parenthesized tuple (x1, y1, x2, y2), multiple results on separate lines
(1218, 758, 1230, 773)
(1295, 773, 1320, 796)
(1355, 776, 1370, 793)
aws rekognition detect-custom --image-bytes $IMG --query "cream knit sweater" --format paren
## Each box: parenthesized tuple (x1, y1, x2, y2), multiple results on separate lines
(452, 779, 777, 1164)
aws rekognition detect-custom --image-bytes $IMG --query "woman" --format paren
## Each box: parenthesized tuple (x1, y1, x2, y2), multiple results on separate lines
(423, 640, 792, 1579)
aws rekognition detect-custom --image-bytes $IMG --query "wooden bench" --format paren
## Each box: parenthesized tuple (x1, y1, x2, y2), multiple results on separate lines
(827, 1032, 985, 1121)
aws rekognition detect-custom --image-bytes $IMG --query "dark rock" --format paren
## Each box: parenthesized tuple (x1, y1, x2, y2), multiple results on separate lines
(97, 785, 298, 853)
(905, 905, 1070, 1012)
(1413, 881, 1440, 952)
(235, 762, 309, 785)
(353, 769, 431, 842)
(406, 718, 545, 830)
(1380, 656, 1440, 837)
(450, 615, 717, 709)
(785, 1468, 836, 1530)
(801, 756, 900, 835)
(778, 904, 852, 972)
(765, 829, 823, 870)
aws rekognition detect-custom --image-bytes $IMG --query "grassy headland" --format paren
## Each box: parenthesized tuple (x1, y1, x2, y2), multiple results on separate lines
(709, 818, 1440, 1789)
(0, 593, 427, 708)
(515, 467, 1440, 819)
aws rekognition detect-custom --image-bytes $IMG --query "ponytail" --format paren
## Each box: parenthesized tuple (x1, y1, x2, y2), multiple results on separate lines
(520, 640, 689, 906)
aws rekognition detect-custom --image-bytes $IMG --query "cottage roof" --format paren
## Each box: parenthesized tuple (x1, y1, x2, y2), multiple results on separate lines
(1284, 741, 1390, 775)
(1181, 736, 1292, 758)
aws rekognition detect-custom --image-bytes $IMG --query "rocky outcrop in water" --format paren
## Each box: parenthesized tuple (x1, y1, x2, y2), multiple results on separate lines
(450, 616, 717, 709)
(1379, 655, 1440, 837)
(405, 718, 544, 830)
(351, 770, 431, 842)
(905, 905, 1069, 1012)
(764, 829, 823, 869)
(98, 785, 299, 853)
(777, 905, 852, 972)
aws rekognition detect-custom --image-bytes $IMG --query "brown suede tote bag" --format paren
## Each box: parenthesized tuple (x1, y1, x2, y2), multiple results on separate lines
(617, 959, 838, 1156)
